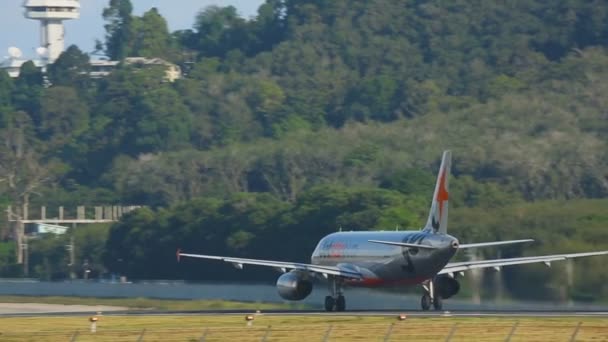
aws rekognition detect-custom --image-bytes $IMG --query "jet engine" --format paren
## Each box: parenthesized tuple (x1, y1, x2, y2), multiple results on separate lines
(435, 275, 460, 299)
(276, 271, 313, 300)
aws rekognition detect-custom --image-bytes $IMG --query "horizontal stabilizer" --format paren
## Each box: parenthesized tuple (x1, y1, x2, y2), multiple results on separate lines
(368, 240, 437, 249)
(459, 239, 534, 249)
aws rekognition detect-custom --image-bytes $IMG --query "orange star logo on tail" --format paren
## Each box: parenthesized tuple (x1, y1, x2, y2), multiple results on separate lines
(436, 168, 449, 218)
(431, 168, 449, 230)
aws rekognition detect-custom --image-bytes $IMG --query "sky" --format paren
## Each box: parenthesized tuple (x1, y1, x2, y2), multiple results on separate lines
(0, 0, 265, 59)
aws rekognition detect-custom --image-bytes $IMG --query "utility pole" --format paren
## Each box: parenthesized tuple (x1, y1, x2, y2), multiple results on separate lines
(70, 235, 75, 268)
(22, 235, 29, 276)
(66, 235, 75, 279)
(12, 204, 28, 267)
(566, 259, 574, 306)
(62, 223, 76, 279)
(467, 248, 482, 304)
(4, 206, 11, 241)
(22, 203, 28, 276)
(494, 249, 504, 302)
(7, 206, 20, 263)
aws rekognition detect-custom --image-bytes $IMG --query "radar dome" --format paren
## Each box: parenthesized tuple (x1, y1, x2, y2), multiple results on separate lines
(36, 47, 48, 58)
(8, 47, 22, 59)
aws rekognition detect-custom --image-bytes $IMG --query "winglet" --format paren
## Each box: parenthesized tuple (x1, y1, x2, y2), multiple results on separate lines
(176, 248, 181, 262)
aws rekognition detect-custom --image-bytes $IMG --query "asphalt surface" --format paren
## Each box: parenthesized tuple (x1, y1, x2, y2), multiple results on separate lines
(1, 304, 608, 318)
(111, 309, 608, 318)
(0, 303, 128, 316)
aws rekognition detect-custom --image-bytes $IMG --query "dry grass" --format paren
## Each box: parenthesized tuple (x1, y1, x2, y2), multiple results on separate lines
(0, 315, 607, 341)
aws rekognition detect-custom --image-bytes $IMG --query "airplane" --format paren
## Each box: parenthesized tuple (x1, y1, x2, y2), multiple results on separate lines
(177, 151, 608, 311)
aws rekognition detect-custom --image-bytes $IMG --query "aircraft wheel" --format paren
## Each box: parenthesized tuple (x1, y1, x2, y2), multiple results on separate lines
(421, 293, 431, 311)
(336, 295, 346, 312)
(433, 296, 443, 311)
(324, 295, 335, 312)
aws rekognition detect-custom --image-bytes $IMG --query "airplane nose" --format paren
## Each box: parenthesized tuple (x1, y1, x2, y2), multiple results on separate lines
(451, 239, 459, 249)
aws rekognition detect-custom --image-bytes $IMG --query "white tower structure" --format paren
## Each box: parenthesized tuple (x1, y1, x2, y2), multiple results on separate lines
(23, 0, 80, 63)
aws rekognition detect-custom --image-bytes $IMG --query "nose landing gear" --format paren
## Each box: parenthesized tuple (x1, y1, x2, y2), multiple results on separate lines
(325, 294, 346, 311)
(421, 279, 442, 311)
(324, 277, 346, 311)
(421, 292, 442, 310)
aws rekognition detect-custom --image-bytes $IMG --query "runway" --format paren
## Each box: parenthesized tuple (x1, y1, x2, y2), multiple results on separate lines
(114, 309, 608, 318)
(2, 307, 608, 318)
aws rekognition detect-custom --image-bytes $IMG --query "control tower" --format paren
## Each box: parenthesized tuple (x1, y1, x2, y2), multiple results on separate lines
(23, 0, 80, 62)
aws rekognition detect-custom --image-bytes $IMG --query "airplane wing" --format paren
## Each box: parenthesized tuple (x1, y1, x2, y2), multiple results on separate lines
(177, 251, 363, 279)
(438, 250, 608, 275)
(368, 240, 438, 249)
(368, 239, 534, 250)
(458, 239, 534, 249)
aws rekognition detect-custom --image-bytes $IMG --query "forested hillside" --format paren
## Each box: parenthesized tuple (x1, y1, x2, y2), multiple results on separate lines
(0, 0, 607, 302)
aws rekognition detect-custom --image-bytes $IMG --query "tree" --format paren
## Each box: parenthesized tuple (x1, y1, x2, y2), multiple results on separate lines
(46, 45, 90, 88)
(346, 75, 400, 122)
(93, 64, 166, 154)
(252, 0, 287, 52)
(248, 78, 286, 135)
(102, 0, 134, 59)
(131, 8, 172, 58)
(0, 110, 66, 265)
(380, 168, 435, 196)
(28, 233, 71, 280)
(0, 70, 13, 109)
(12, 61, 43, 120)
(193, 6, 246, 57)
(38, 86, 90, 146)
(131, 85, 192, 152)
(0, 70, 14, 128)
(0, 110, 67, 205)
(74, 224, 111, 279)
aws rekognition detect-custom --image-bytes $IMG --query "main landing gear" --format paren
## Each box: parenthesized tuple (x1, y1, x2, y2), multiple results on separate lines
(324, 277, 346, 312)
(421, 279, 442, 311)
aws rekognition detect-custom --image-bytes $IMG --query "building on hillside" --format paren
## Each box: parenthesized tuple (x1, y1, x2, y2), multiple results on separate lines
(88, 59, 120, 78)
(124, 57, 182, 82)
(89, 57, 182, 82)
(2, 56, 182, 82)
(1, 1, 182, 82)
(0, 55, 46, 78)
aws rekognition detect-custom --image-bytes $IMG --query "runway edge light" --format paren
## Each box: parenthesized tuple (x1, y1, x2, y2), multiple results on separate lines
(89, 316, 98, 333)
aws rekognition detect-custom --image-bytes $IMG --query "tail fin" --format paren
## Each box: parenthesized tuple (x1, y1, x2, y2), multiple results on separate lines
(423, 150, 451, 234)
